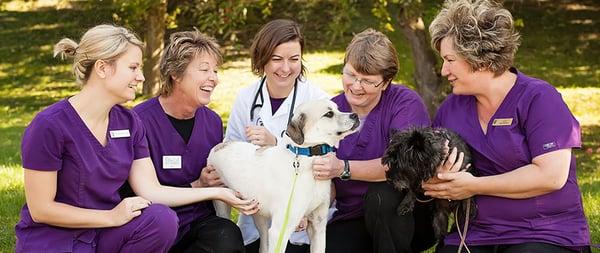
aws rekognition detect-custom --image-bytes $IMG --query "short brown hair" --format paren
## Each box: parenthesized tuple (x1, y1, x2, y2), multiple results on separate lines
(344, 28, 399, 84)
(429, 0, 520, 76)
(159, 30, 222, 96)
(250, 19, 306, 78)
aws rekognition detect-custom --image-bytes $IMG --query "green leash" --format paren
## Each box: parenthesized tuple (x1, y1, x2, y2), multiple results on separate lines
(274, 157, 301, 253)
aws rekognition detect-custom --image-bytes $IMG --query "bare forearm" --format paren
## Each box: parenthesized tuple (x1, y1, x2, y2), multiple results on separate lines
(138, 186, 223, 207)
(349, 158, 386, 182)
(29, 202, 114, 228)
(475, 164, 566, 199)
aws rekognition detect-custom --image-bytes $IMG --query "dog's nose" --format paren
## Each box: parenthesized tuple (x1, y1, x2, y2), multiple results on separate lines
(350, 113, 358, 120)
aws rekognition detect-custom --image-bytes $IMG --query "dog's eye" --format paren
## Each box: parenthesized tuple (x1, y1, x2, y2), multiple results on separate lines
(323, 111, 334, 118)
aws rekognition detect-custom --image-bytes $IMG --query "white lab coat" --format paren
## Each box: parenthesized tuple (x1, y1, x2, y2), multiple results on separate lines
(225, 77, 330, 245)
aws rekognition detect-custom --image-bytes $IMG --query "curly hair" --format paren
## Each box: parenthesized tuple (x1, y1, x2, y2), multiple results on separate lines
(159, 30, 222, 97)
(344, 28, 398, 83)
(429, 0, 520, 76)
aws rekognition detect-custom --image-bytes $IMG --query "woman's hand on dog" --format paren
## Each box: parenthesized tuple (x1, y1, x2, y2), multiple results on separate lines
(191, 165, 224, 188)
(422, 171, 477, 200)
(295, 217, 309, 232)
(219, 189, 260, 215)
(109, 196, 151, 226)
(312, 153, 344, 180)
(245, 126, 277, 146)
(421, 141, 475, 200)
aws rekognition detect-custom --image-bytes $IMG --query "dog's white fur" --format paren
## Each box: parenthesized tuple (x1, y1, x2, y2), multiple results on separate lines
(208, 99, 359, 253)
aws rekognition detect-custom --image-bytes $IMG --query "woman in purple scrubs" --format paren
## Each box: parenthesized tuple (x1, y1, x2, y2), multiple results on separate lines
(312, 28, 435, 253)
(16, 25, 257, 253)
(423, 1, 591, 252)
(131, 30, 253, 252)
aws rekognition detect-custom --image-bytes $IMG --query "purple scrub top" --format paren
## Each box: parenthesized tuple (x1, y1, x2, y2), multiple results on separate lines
(331, 84, 430, 222)
(16, 100, 149, 252)
(133, 97, 222, 239)
(434, 68, 590, 247)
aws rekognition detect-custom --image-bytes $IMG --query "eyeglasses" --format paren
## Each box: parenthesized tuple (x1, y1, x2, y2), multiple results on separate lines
(341, 71, 385, 87)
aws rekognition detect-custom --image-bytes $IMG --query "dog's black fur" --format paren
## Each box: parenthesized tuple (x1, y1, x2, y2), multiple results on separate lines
(382, 127, 476, 239)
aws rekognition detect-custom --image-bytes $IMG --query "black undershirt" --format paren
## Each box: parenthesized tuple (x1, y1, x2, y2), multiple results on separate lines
(167, 114, 195, 144)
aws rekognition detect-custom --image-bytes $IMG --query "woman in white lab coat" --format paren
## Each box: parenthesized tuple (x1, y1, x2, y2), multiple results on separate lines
(225, 19, 329, 253)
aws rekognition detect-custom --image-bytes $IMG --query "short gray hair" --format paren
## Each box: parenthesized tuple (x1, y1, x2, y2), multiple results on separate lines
(429, 0, 520, 76)
(53, 24, 144, 85)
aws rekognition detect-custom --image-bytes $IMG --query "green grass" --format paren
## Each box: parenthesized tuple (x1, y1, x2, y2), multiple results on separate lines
(1, 1, 599, 252)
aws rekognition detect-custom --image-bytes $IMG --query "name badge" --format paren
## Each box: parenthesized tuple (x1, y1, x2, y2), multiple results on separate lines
(162, 155, 182, 169)
(109, 129, 131, 138)
(492, 118, 513, 126)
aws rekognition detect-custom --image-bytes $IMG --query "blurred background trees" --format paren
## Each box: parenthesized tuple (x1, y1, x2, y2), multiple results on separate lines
(103, 0, 446, 114)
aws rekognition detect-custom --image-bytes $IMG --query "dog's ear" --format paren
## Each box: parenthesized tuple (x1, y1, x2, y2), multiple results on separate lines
(286, 113, 305, 145)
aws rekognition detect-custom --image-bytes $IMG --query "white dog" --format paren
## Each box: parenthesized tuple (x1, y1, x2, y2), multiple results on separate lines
(208, 99, 359, 253)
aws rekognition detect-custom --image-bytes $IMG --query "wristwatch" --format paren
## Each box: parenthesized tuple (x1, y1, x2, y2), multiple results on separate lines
(339, 160, 351, 181)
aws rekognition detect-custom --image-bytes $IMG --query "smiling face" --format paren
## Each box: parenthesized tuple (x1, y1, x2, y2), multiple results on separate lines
(342, 63, 388, 116)
(264, 40, 302, 96)
(439, 37, 483, 95)
(104, 45, 145, 103)
(172, 52, 219, 108)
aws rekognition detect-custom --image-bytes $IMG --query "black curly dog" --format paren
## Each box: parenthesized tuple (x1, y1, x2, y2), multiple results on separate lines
(382, 127, 476, 239)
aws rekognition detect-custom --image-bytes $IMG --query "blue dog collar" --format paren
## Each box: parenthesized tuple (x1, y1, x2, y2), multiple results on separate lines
(286, 144, 336, 157)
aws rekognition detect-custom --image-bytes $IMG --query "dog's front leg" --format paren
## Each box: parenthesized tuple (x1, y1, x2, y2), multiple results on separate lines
(306, 202, 328, 253)
(253, 215, 270, 253)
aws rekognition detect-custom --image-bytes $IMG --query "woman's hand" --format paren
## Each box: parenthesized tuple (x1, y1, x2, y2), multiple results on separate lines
(191, 165, 224, 188)
(219, 189, 260, 215)
(245, 126, 277, 146)
(421, 140, 471, 200)
(312, 153, 344, 180)
(422, 171, 477, 200)
(295, 217, 308, 232)
(109, 196, 151, 226)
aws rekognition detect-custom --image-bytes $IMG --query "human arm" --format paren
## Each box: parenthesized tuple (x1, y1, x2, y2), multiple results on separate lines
(128, 157, 259, 215)
(312, 153, 386, 182)
(190, 165, 225, 188)
(423, 149, 571, 200)
(224, 89, 250, 142)
(23, 168, 150, 228)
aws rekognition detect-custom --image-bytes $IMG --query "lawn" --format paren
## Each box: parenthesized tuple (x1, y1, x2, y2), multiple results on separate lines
(1, 0, 599, 252)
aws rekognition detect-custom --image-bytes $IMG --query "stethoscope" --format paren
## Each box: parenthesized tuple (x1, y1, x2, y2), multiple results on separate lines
(250, 76, 298, 127)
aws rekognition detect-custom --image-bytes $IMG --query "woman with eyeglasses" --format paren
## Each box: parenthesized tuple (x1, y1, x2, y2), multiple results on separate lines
(311, 28, 436, 253)
(225, 19, 329, 253)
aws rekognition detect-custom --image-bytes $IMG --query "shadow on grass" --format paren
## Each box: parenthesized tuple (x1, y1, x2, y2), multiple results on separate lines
(0, 126, 25, 166)
(0, 186, 24, 251)
(509, 0, 600, 87)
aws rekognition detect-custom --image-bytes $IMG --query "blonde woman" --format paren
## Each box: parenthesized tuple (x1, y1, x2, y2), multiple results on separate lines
(16, 25, 257, 253)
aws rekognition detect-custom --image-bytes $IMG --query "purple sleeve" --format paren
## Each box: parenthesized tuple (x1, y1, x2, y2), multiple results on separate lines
(21, 117, 63, 171)
(390, 92, 431, 130)
(131, 113, 150, 160)
(525, 87, 581, 158)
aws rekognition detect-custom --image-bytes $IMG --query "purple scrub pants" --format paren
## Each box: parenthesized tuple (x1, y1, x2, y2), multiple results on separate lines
(73, 204, 179, 252)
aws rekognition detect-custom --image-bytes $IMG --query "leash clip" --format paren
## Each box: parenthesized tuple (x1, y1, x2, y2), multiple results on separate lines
(293, 155, 300, 175)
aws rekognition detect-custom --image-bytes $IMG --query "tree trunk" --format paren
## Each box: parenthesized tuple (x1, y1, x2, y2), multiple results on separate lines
(142, 0, 167, 96)
(397, 15, 444, 118)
